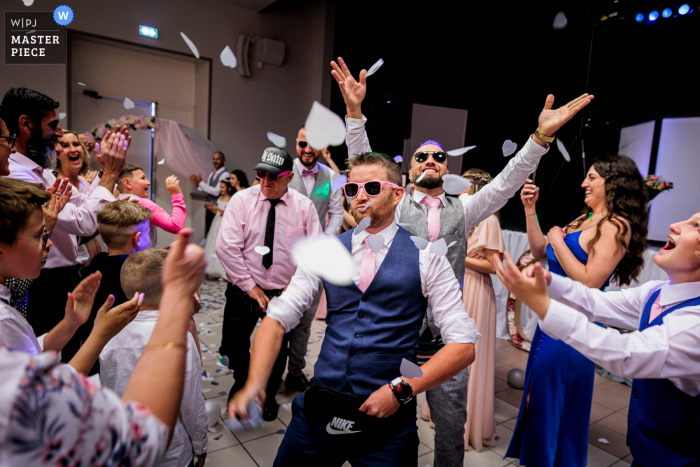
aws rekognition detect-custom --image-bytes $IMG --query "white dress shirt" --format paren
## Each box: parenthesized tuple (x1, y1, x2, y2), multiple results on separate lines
(541, 274, 700, 396)
(266, 223, 481, 345)
(7, 153, 115, 268)
(293, 158, 344, 236)
(198, 167, 230, 197)
(345, 115, 548, 240)
(99, 309, 208, 465)
(0, 284, 45, 354)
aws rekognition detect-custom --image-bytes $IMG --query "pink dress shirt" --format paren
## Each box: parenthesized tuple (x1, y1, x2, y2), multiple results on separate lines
(139, 194, 187, 234)
(7, 153, 115, 268)
(216, 187, 323, 292)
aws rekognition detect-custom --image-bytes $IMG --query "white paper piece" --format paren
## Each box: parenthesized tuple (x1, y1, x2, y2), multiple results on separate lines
(202, 370, 214, 382)
(442, 174, 472, 195)
(180, 32, 200, 58)
(365, 58, 384, 77)
(225, 401, 263, 431)
(400, 358, 423, 379)
(367, 234, 384, 253)
(58, 112, 66, 120)
(304, 101, 346, 149)
(553, 11, 568, 29)
(429, 237, 449, 256)
(220, 45, 237, 68)
(250, 185, 261, 194)
(447, 240, 457, 249)
(447, 146, 476, 156)
(123, 97, 135, 110)
(410, 236, 430, 250)
(556, 137, 571, 162)
(502, 140, 517, 157)
(353, 216, 371, 236)
(267, 132, 286, 148)
(78, 82, 86, 86)
(22, 0, 33, 5)
(597, 438, 609, 444)
(416, 172, 426, 184)
(292, 235, 358, 286)
(331, 172, 347, 191)
(210, 253, 217, 259)
(394, 155, 403, 163)
(360, 197, 377, 212)
(202, 388, 211, 393)
(157, 158, 165, 165)
(254, 246, 270, 256)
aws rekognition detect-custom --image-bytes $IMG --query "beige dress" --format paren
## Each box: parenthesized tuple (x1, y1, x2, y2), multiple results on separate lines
(463, 215, 505, 451)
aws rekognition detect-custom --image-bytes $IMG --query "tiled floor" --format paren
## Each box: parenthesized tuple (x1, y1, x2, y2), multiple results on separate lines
(195, 280, 633, 466)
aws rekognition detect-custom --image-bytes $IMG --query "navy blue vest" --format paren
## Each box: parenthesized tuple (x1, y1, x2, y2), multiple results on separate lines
(314, 227, 428, 398)
(627, 289, 700, 467)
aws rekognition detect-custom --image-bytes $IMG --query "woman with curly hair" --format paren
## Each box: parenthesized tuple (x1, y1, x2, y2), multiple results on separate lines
(506, 154, 648, 467)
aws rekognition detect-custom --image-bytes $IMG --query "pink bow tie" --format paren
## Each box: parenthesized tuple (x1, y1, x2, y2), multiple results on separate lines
(302, 168, 319, 178)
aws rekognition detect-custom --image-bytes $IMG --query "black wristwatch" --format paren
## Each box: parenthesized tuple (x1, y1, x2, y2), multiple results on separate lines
(390, 377, 413, 405)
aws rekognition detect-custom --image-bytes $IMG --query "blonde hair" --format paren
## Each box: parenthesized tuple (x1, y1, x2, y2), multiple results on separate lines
(121, 248, 168, 307)
(58, 130, 91, 174)
(345, 152, 402, 186)
(462, 168, 495, 236)
(97, 200, 152, 249)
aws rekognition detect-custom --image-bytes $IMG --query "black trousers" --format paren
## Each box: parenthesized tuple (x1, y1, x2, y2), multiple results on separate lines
(220, 282, 290, 406)
(27, 265, 81, 358)
(205, 208, 216, 237)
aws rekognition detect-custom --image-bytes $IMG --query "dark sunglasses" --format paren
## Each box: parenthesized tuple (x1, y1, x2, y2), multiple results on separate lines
(414, 151, 447, 163)
(255, 169, 291, 182)
(342, 180, 400, 198)
(298, 140, 309, 149)
(0, 134, 17, 149)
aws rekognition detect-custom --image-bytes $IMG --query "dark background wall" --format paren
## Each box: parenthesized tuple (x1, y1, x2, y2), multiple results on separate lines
(329, 0, 700, 232)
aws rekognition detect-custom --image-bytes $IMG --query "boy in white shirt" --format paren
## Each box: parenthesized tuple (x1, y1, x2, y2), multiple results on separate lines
(495, 212, 700, 467)
(100, 248, 208, 467)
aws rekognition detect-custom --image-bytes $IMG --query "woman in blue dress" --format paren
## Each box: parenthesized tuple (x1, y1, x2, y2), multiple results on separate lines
(506, 154, 648, 466)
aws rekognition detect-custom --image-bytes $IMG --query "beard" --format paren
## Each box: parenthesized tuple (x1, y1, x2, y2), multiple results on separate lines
(414, 171, 443, 189)
(299, 152, 321, 168)
(351, 197, 394, 230)
(26, 127, 57, 169)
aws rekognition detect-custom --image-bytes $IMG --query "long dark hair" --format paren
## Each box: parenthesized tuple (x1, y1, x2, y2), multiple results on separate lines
(567, 154, 648, 286)
(220, 178, 236, 196)
(231, 169, 250, 189)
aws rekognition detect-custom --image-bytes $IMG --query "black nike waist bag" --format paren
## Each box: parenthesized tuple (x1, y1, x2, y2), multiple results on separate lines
(304, 379, 411, 441)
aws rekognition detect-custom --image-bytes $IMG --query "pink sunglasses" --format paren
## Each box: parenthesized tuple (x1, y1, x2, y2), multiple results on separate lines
(342, 180, 400, 198)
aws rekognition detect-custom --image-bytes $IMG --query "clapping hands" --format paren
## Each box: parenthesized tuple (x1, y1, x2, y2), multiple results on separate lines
(44, 178, 72, 232)
(64, 271, 102, 328)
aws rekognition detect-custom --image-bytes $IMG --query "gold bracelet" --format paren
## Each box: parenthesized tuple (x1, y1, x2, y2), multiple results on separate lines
(143, 342, 187, 352)
(534, 128, 555, 144)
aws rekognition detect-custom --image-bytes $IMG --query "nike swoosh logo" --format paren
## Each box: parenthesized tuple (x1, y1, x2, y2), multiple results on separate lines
(326, 422, 362, 435)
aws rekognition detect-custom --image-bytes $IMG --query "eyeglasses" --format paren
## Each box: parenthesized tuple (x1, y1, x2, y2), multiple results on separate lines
(414, 151, 447, 163)
(342, 180, 400, 198)
(0, 134, 16, 149)
(255, 169, 291, 182)
(17, 227, 51, 248)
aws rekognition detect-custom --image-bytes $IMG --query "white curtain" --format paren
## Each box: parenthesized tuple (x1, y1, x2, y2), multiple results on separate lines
(153, 119, 214, 178)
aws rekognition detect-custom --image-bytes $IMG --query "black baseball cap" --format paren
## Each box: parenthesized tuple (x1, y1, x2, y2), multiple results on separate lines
(254, 147, 294, 175)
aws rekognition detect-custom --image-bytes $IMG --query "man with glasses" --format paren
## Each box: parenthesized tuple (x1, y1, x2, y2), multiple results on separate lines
(331, 57, 593, 464)
(283, 127, 345, 393)
(189, 151, 229, 236)
(1, 87, 128, 342)
(216, 147, 323, 421)
(0, 114, 16, 176)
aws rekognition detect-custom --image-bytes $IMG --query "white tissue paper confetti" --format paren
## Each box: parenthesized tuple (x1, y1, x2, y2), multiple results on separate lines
(254, 246, 270, 256)
(360, 197, 377, 212)
(553, 11, 568, 29)
(367, 234, 384, 253)
(447, 146, 476, 156)
(180, 32, 200, 58)
(78, 82, 86, 86)
(331, 172, 347, 191)
(502, 140, 518, 157)
(220, 45, 237, 68)
(442, 174, 472, 195)
(416, 172, 426, 184)
(394, 155, 403, 163)
(597, 438, 609, 444)
(353, 216, 372, 236)
(410, 236, 430, 250)
(304, 101, 346, 149)
(556, 137, 571, 162)
(429, 237, 449, 256)
(365, 58, 384, 77)
(157, 158, 165, 165)
(58, 112, 66, 120)
(400, 358, 424, 379)
(22, 0, 33, 6)
(267, 132, 286, 148)
(123, 97, 135, 110)
(292, 235, 358, 286)
(202, 388, 211, 393)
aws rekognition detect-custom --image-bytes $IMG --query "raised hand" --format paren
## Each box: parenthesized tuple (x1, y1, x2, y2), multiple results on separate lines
(84, 169, 99, 185)
(96, 126, 130, 175)
(44, 178, 72, 232)
(165, 175, 182, 195)
(189, 174, 203, 186)
(521, 179, 539, 212)
(330, 57, 367, 119)
(64, 271, 102, 327)
(93, 292, 143, 340)
(538, 94, 594, 137)
(162, 229, 207, 298)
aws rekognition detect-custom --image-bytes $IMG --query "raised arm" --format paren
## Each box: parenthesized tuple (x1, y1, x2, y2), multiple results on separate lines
(331, 57, 372, 157)
(521, 179, 548, 259)
(463, 93, 593, 229)
(139, 177, 187, 234)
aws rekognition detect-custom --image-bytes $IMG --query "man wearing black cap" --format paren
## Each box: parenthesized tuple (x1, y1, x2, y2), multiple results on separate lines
(216, 147, 323, 420)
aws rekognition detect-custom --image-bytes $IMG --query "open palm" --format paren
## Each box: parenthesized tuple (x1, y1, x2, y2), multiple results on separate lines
(538, 93, 594, 136)
(331, 57, 367, 113)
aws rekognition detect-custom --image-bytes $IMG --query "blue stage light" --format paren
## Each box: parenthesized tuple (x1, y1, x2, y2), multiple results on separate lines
(139, 25, 158, 38)
(662, 8, 672, 17)
(648, 10, 659, 21)
(635, 13, 645, 22)
(679, 4, 690, 15)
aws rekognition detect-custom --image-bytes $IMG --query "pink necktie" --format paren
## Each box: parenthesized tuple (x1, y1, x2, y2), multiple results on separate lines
(648, 294, 664, 323)
(358, 237, 376, 292)
(421, 197, 442, 242)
